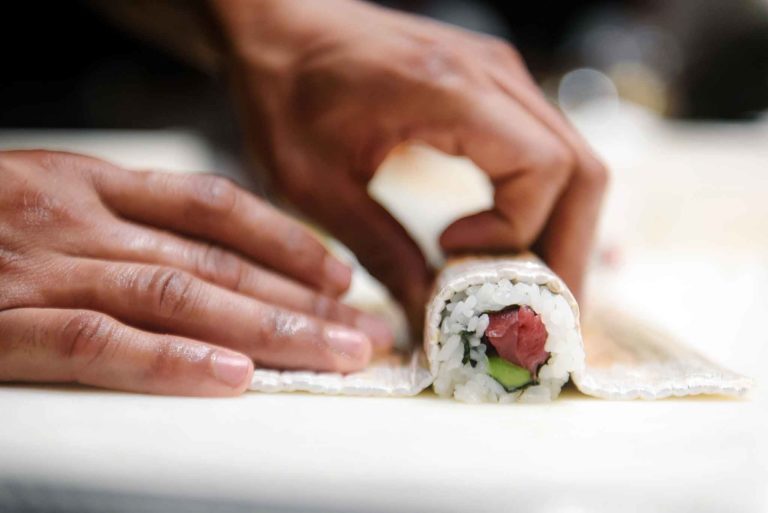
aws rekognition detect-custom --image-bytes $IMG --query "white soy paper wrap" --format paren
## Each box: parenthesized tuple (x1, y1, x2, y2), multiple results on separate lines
(250, 255, 752, 399)
(425, 256, 752, 400)
(249, 349, 431, 396)
(575, 307, 753, 399)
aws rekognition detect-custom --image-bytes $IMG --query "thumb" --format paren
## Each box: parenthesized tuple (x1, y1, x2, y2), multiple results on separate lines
(299, 177, 432, 335)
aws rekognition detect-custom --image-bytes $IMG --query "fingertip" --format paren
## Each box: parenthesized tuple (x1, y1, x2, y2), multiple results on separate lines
(545, 260, 583, 302)
(439, 220, 465, 252)
(211, 349, 254, 394)
(439, 214, 486, 252)
(324, 326, 373, 372)
(355, 313, 395, 352)
(440, 211, 526, 253)
(322, 254, 353, 296)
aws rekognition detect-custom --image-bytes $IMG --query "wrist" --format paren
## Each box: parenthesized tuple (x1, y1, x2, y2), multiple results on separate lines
(207, 0, 313, 78)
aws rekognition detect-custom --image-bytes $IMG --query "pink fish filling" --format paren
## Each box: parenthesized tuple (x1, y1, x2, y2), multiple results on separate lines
(484, 306, 549, 376)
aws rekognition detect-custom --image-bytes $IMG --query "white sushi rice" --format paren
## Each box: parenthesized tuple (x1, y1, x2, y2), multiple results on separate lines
(431, 279, 584, 403)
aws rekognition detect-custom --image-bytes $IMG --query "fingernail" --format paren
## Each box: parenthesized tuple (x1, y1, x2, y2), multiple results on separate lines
(323, 255, 352, 293)
(355, 314, 394, 349)
(324, 326, 372, 362)
(211, 351, 252, 388)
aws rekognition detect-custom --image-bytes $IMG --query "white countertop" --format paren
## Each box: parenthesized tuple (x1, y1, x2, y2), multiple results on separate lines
(2, 384, 764, 513)
(1, 116, 767, 512)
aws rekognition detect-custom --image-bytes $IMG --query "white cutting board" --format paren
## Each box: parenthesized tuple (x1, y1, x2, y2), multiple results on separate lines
(0, 123, 766, 512)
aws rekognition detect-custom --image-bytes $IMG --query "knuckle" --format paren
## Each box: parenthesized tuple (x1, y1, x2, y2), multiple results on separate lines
(145, 337, 197, 383)
(580, 157, 611, 191)
(0, 249, 24, 311)
(283, 224, 327, 274)
(36, 151, 120, 183)
(186, 174, 239, 218)
(255, 307, 283, 353)
(310, 293, 336, 319)
(409, 42, 469, 92)
(486, 38, 522, 63)
(0, 155, 91, 232)
(548, 143, 576, 174)
(37, 151, 86, 172)
(16, 190, 80, 229)
(256, 308, 320, 357)
(60, 311, 115, 367)
(309, 293, 354, 324)
(36, 151, 86, 174)
(0, 247, 24, 276)
(196, 244, 244, 291)
(0, 253, 63, 312)
(143, 268, 199, 319)
(241, 267, 267, 297)
(0, 316, 38, 367)
(531, 141, 575, 180)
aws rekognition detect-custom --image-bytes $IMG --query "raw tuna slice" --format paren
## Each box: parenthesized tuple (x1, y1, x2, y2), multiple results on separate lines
(484, 306, 549, 375)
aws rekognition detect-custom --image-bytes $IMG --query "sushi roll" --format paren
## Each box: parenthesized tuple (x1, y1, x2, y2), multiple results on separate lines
(425, 255, 585, 403)
(249, 253, 750, 401)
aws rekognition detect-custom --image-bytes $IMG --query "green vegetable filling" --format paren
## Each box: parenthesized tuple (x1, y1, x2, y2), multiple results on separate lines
(487, 356, 532, 391)
(460, 331, 474, 367)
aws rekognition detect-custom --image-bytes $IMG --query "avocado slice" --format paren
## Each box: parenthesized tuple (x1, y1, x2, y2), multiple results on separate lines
(488, 356, 532, 391)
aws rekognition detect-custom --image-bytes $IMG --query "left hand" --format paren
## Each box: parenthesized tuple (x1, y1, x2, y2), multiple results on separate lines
(0, 150, 393, 396)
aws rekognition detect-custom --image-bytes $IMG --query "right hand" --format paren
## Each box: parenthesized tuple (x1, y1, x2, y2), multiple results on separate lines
(0, 150, 393, 396)
(213, 0, 609, 329)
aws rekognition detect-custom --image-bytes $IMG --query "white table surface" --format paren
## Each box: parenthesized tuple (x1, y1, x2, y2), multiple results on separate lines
(1, 117, 767, 513)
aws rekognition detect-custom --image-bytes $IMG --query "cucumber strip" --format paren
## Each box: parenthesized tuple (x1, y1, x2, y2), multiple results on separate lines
(487, 356, 532, 391)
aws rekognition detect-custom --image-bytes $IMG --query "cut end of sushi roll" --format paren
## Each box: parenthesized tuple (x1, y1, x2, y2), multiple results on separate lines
(427, 257, 585, 404)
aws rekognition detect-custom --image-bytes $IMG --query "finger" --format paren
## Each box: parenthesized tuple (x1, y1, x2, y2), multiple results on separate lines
(483, 42, 584, 145)
(91, 170, 352, 296)
(439, 159, 571, 252)
(488, 59, 609, 298)
(44, 259, 373, 373)
(428, 93, 573, 251)
(0, 308, 253, 396)
(293, 177, 431, 334)
(531, 169, 606, 300)
(78, 219, 394, 350)
(438, 210, 527, 251)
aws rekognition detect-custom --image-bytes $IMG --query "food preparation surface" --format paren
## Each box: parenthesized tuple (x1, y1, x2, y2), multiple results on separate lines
(1, 383, 765, 513)
(1, 122, 766, 512)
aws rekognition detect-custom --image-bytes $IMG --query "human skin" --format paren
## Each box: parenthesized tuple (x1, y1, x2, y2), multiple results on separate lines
(209, 0, 609, 331)
(0, 150, 394, 396)
(0, 0, 608, 397)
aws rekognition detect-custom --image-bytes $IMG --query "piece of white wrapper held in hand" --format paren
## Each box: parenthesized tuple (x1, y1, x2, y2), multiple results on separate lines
(249, 255, 752, 401)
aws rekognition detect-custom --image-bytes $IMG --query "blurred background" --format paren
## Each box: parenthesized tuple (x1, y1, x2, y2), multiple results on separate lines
(2, 0, 768, 136)
(2, 2, 768, 512)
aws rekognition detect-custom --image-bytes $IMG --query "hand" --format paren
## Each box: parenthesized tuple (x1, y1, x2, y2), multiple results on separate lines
(212, 0, 608, 326)
(0, 150, 393, 396)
